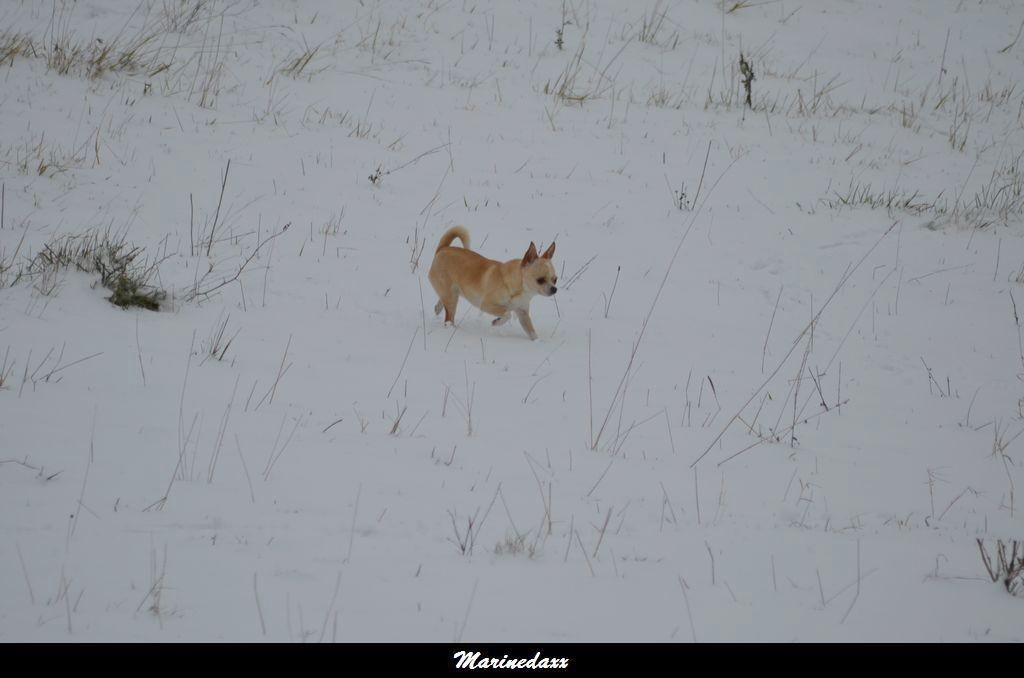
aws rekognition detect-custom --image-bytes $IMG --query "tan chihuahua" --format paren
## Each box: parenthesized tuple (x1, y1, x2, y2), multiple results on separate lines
(428, 226, 557, 340)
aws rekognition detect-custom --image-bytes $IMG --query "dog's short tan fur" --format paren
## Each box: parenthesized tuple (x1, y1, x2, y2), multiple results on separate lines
(428, 226, 558, 340)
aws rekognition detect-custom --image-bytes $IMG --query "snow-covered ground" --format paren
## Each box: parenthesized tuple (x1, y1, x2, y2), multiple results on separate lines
(1, 0, 1023, 642)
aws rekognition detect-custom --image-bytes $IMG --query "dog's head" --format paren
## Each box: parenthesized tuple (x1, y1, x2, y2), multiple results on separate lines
(521, 241, 558, 297)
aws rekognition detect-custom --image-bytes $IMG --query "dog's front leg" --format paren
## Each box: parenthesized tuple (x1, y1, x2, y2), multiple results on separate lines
(515, 309, 538, 341)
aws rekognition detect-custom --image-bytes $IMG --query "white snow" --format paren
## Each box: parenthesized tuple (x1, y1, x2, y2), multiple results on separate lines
(1, 0, 1023, 642)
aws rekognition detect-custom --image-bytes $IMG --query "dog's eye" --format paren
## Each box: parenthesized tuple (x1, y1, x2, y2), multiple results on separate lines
(537, 277, 546, 284)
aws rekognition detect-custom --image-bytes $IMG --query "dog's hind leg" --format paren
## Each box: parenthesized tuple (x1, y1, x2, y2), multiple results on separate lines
(440, 289, 459, 325)
(481, 301, 511, 327)
(428, 268, 456, 323)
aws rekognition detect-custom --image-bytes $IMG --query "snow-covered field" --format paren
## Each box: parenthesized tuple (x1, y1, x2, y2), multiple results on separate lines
(2, 0, 1023, 642)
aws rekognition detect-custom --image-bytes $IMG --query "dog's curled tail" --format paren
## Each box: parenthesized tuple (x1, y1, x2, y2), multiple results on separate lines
(436, 226, 470, 253)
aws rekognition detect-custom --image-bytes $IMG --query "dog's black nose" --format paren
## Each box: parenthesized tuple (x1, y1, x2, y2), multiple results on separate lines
(550, 286, 557, 295)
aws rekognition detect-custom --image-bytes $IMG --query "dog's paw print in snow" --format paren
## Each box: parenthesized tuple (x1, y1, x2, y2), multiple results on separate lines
(921, 217, 951, 231)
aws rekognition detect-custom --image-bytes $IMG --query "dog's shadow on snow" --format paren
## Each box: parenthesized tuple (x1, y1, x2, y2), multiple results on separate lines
(427, 313, 553, 346)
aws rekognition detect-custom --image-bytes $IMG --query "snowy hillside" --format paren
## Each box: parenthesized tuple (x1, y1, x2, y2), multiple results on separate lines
(1, 0, 1023, 642)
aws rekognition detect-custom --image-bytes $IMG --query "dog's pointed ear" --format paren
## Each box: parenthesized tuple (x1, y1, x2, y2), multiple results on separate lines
(541, 241, 556, 259)
(522, 242, 539, 267)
